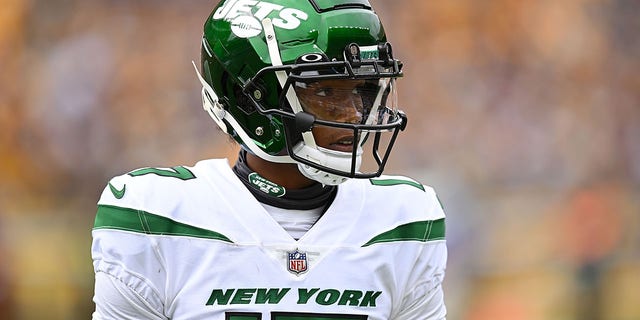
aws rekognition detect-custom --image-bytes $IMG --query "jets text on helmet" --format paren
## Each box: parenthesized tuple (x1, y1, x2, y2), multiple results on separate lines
(213, 0, 309, 38)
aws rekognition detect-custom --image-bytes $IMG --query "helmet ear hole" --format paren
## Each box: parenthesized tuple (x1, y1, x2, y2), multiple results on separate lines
(233, 85, 256, 114)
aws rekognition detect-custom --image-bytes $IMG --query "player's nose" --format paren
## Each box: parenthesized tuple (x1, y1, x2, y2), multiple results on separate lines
(338, 97, 363, 124)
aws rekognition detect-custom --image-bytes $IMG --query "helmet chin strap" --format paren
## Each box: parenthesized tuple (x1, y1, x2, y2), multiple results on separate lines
(294, 145, 364, 185)
(262, 18, 362, 185)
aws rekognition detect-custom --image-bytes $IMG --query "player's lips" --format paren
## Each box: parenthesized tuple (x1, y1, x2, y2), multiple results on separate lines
(328, 135, 355, 152)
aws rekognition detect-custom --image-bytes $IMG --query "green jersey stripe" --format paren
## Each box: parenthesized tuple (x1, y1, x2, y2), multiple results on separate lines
(369, 178, 425, 191)
(362, 218, 445, 247)
(94, 205, 233, 242)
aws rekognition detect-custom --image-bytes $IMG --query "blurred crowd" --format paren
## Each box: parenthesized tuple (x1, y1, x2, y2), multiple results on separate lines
(0, 0, 638, 319)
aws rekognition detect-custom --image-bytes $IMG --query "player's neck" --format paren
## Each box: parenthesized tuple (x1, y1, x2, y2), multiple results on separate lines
(245, 152, 317, 190)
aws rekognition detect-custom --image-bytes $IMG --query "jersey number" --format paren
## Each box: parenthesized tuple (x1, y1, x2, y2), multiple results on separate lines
(128, 166, 196, 180)
(227, 312, 366, 320)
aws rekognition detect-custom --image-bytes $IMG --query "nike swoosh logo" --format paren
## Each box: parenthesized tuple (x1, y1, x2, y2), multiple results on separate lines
(109, 182, 126, 199)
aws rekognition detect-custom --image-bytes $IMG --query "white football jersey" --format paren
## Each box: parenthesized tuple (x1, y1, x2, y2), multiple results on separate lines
(92, 159, 447, 320)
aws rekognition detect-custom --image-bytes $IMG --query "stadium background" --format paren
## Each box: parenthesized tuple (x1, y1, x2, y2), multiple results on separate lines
(0, 0, 638, 319)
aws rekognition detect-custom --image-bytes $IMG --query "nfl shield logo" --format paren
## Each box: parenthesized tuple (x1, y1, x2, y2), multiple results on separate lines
(287, 249, 308, 274)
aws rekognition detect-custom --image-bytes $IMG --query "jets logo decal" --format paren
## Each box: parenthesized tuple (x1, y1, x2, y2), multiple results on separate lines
(213, 0, 309, 38)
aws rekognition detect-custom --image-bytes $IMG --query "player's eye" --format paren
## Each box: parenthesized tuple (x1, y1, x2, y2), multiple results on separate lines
(315, 88, 332, 97)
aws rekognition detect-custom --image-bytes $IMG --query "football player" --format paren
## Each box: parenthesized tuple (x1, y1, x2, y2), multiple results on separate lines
(91, 0, 448, 319)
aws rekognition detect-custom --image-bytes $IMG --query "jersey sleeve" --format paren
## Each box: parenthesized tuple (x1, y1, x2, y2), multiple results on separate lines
(395, 186, 448, 320)
(395, 241, 447, 319)
(93, 272, 168, 320)
(92, 176, 169, 319)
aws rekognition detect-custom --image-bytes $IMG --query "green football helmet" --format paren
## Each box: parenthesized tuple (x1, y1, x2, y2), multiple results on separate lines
(195, 0, 407, 185)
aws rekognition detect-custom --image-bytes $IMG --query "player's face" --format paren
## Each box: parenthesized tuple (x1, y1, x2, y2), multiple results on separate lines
(295, 79, 367, 152)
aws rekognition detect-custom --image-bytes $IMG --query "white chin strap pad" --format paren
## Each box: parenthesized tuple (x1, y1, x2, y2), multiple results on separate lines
(293, 144, 363, 185)
(298, 164, 349, 186)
